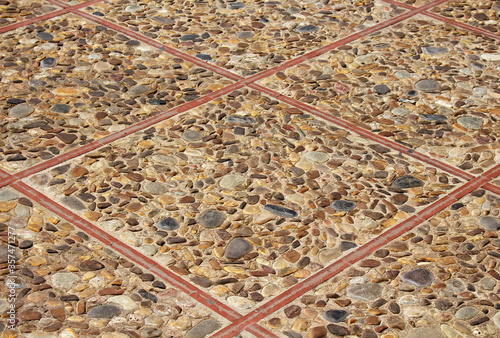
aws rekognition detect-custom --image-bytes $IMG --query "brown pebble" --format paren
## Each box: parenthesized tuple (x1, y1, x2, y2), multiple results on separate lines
(284, 305, 301, 318)
(386, 315, 405, 330)
(308, 326, 327, 338)
(50, 308, 65, 321)
(80, 260, 104, 271)
(18, 311, 42, 321)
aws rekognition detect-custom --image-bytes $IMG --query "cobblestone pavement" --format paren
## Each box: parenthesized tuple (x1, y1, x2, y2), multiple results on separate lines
(0, 0, 499, 337)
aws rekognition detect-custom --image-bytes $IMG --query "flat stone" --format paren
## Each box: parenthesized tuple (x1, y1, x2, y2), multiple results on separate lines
(129, 84, 151, 96)
(423, 46, 448, 55)
(61, 196, 86, 211)
(448, 278, 465, 292)
(40, 57, 56, 68)
(493, 312, 500, 328)
(406, 328, 445, 338)
(401, 268, 434, 287)
(10, 104, 34, 118)
(308, 326, 327, 338)
(331, 200, 356, 211)
(346, 284, 382, 301)
(143, 181, 167, 195)
(227, 115, 256, 124)
(481, 53, 500, 61)
(87, 305, 121, 319)
(219, 174, 246, 189)
(180, 34, 200, 41)
(284, 305, 301, 318)
(196, 54, 212, 61)
(52, 104, 72, 113)
(318, 249, 340, 264)
(152, 16, 175, 24)
(182, 130, 202, 141)
(392, 108, 411, 116)
(0, 190, 18, 201)
(457, 116, 483, 130)
(455, 306, 478, 320)
(323, 310, 349, 323)
(185, 319, 221, 338)
(478, 277, 496, 290)
(296, 25, 318, 33)
(225, 238, 253, 260)
(80, 260, 105, 271)
(263, 204, 298, 218)
(227, 296, 255, 309)
(391, 175, 424, 189)
(306, 151, 329, 163)
(37, 32, 54, 40)
(374, 84, 390, 94)
(157, 218, 180, 231)
(230, 2, 245, 9)
(327, 324, 350, 336)
(421, 114, 448, 121)
(236, 31, 254, 39)
(51, 273, 80, 290)
(416, 79, 440, 92)
(106, 295, 137, 311)
(199, 210, 226, 228)
(479, 216, 500, 231)
(340, 241, 357, 251)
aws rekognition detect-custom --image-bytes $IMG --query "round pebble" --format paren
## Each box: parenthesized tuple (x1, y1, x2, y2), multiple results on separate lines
(401, 268, 434, 287)
(323, 310, 349, 323)
(199, 210, 226, 228)
(157, 218, 180, 231)
(331, 200, 356, 211)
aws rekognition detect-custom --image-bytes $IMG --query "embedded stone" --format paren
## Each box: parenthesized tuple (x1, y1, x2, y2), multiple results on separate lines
(52, 104, 71, 113)
(401, 268, 434, 287)
(61, 196, 86, 211)
(157, 218, 180, 231)
(479, 216, 500, 231)
(423, 46, 448, 55)
(106, 295, 137, 311)
(227, 115, 256, 124)
(180, 34, 200, 41)
(37, 32, 54, 41)
(296, 25, 318, 33)
(374, 84, 390, 94)
(416, 79, 440, 92)
(143, 182, 167, 195)
(219, 174, 246, 189)
(80, 260, 105, 271)
(186, 319, 221, 338)
(391, 175, 424, 189)
(346, 284, 382, 301)
(10, 104, 34, 118)
(225, 238, 253, 260)
(331, 200, 356, 211)
(263, 204, 298, 218)
(182, 130, 202, 141)
(323, 310, 349, 323)
(87, 305, 121, 319)
(199, 210, 226, 228)
(40, 57, 56, 68)
(339, 241, 357, 251)
(306, 151, 329, 163)
(455, 306, 478, 320)
(51, 273, 80, 290)
(457, 116, 483, 130)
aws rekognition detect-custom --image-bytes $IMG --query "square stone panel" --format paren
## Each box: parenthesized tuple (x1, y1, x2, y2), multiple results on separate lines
(0, 0, 60, 28)
(80, 0, 406, 76)
(0, 14, 232, 173)
(258, 189, 500, 337)
(0, 187, 229, 337)
(432, 0, 500, 33)
(25, 89, 462, 313)
(258, 16, 500, 175)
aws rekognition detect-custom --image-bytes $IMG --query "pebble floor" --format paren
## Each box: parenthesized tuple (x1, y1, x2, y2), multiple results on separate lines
(0, 0, 499, 337)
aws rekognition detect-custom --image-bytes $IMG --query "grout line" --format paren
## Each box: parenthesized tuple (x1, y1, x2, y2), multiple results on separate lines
(381, 0, 500, 40)
(210, 165, 497, 337)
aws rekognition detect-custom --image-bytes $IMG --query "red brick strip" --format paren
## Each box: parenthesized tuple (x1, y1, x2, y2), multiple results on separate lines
(381, 0, 500, 41)
(211, 163, 500, 337)
(9, 180, 279, 338)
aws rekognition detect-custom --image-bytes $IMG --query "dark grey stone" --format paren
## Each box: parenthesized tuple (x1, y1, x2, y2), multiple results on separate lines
(199, 210, 226, 228)
(340, 241, 357, 251)
(421, 114, 448, 121)
(331, 200, 356, 211)
(157, 218, 180, 231)
(227, 115, 256, 124)
(323, 310, 349, 323)
(391, 175, 424, 189)
(87, 305, 121, 318)
(37, 32, 53, 41)
(196, 54, 212, 61)
(185, 319, 221, 338)
(40, 57, 56, 68)
(61, 196, 86, 211)
(180, 34, 200, 41)
(230, 2, 245, 9)
(296, 25, 318, 33)
(423, 46, 448, 55)
(263, 204, 298, 218)
(148, 99, 166, 105)
(225, 238, 253, 260)
(374, 84, 390, 94)
(401, 268, 434, 287)
(52, 104, 72, 114)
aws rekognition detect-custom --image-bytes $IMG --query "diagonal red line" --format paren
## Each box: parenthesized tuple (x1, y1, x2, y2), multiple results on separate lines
(210, 162, 499, 338)
(381, 0, 500, 40)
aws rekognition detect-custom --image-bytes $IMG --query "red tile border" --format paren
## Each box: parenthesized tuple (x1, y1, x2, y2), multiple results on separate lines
(210, 167, 498, 337)
(381, 0, 500, 41)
